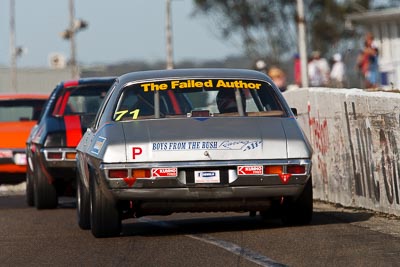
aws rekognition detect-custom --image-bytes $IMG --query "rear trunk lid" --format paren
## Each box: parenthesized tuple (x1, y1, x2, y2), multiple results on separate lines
(0, 121, 37, 149)
(122, 117, 289, 162)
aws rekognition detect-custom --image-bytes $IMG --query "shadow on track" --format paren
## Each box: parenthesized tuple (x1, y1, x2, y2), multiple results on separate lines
(120, 206, 374, 238)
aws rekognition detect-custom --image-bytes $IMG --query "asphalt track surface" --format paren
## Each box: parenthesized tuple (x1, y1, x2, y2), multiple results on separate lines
(1, 190, 400, 266)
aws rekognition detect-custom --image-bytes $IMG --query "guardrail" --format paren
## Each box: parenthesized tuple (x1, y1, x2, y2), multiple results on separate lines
(284, 87, 400, 216)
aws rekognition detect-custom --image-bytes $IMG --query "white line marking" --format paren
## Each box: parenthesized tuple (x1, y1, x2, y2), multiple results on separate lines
(139, 218, 287, 267)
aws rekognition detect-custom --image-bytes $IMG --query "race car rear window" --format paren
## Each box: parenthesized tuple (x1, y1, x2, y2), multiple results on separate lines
(114, 79, 285, 121)
(0, 99, 46, 122)
(52, 85, 109, 116)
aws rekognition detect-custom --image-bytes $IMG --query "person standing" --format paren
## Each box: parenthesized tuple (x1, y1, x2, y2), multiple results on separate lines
(357, 32, 379, 89)
(268, 66, 287, 92)
(308, 51, 330, 87)
(330, 53, 345, 88)
(293, 53, 302, 86)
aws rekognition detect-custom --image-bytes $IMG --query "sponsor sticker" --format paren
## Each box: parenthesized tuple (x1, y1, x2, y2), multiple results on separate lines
(237, 166, 263, 175)
(0, 150, 13, 158)
(152, 167, 177, 177)
(151, 140, 261, 151)
(91, 136, 106, 155)
(194, 170, 220, 183)
(140, 79, 262, 92)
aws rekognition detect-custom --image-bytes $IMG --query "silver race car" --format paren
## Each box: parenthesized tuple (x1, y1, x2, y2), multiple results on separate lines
(76, 68, 313, 237)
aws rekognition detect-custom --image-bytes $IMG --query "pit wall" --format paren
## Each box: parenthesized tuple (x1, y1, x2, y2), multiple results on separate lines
(284, 88, 400, 216)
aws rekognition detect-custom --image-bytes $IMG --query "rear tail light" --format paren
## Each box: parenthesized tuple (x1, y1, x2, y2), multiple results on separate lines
(108, 169, 151, 179)
(47, 152, 62, 159)
(132, 169, 151, 179)
(264, 164, 305, 184)
(264, 165, 283, 174)
(109, 168, 151, 187)
(287, 165, 305, 174)
(264, 165, 290, 184)
(109, 169, 128, 178)
(65, 152, 76, 160)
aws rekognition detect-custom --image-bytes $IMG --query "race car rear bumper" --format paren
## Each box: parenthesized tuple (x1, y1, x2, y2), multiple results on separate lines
(41, 148, 77, 168)
(111, 184, 305, 200)
(0, 149, 27, 173)
(95, 159, 311, 212)
(108, 184, 308, 214)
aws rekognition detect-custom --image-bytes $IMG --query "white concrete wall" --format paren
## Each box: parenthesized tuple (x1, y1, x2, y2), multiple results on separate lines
(284, 88, 400, 216)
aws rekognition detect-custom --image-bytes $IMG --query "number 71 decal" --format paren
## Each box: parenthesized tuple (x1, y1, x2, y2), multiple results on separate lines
(115, 109, 140, 121)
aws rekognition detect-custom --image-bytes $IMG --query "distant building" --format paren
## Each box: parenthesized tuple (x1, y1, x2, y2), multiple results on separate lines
(347, 7, 400, 89)
(0, 68, 71, 94)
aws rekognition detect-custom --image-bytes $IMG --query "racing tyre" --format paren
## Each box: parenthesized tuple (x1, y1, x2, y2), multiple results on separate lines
(90, 173, 121, 238)
(77, 175, 90, 230)
(33, 167, 58, 209)
(26, 172, 34, 207)
(281, 177, 313, 225)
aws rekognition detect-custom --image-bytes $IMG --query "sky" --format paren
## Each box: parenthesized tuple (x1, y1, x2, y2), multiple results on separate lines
(0, 0, 242, 68)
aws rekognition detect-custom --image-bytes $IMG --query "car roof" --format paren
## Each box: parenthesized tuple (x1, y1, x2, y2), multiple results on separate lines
(60, 76, 116, 88)
(117, 68, 273, 85)
(0, 93, 48, 100)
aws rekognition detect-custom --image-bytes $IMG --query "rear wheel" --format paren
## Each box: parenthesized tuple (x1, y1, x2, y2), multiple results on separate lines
(26, 171, 34, 207)
(33, 166, 58, 209)
(90, 172, 121, 238)
(281, 177, 313, 225)
(77, 173, 90, 230)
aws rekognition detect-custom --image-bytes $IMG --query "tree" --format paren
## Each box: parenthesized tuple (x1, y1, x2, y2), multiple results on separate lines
(193, 0, 297, 66)
(192, 0, 395, 65)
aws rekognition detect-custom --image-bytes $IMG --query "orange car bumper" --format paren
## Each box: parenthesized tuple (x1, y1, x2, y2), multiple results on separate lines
(0, 163, 26, 173)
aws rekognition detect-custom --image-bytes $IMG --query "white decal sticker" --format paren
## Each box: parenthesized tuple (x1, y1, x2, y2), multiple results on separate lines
(152, 140, 261, 151)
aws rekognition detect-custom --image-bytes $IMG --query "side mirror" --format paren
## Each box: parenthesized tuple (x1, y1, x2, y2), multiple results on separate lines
(291, 108, 298, 117)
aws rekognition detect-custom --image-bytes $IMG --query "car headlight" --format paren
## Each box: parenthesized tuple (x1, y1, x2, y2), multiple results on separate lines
(44, 133, 66, 147)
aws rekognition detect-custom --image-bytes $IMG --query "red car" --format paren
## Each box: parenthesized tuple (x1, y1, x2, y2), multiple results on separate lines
(0, 94, 48, 182)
